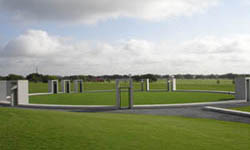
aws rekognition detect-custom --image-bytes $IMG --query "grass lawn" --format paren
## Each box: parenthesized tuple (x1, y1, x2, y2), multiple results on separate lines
(232, 106, 250, 112)
(28, 79, 234, 93)
(0, 108, 249, 150)
(176, 79, 234, 92)
(29, 92, 234, 106)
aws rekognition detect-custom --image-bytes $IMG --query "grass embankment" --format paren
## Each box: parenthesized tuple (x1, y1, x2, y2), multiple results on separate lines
(29, 79, 234, 93)
(232, 106, 250, 112)
(0, 108, 249, 150)
(29, 92, 234, 106)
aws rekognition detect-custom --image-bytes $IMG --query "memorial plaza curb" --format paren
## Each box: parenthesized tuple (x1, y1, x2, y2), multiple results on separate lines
(204, 106, 250, 118)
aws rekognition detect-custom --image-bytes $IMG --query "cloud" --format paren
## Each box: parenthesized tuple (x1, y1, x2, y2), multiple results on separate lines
(0, 0, 220, 24)
(1, 29, 250, 75)
(2, 30, 64, 57)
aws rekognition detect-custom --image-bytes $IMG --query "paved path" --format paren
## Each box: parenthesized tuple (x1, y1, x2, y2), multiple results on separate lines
(106, 102, 250, 124)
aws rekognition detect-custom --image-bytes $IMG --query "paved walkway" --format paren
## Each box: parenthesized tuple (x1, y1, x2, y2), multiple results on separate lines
(107, 102, 250, 124)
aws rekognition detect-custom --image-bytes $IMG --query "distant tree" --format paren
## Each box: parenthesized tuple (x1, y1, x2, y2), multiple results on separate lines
(6, 74, 25, 80)
(26, 73, 43, 82)
(0, 76, 7, 80)
(141, 74, 157, 82)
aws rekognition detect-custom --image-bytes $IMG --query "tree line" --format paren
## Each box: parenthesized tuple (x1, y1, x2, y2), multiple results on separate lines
(0, 73, 249, 83)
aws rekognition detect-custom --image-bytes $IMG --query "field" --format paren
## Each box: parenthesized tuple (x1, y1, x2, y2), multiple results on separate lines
(0, 107, 249, 150)
(28, 79, 235, 93)
(29, 92, 234, 106)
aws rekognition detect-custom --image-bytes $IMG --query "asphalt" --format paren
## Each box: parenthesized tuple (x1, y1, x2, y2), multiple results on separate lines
(106, 102, 250, 124)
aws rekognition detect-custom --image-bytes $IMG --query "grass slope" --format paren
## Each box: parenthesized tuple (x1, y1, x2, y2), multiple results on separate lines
(29, 92, 234, 106)
(0, 108, 249, 150)
(232, 106, 250, 112)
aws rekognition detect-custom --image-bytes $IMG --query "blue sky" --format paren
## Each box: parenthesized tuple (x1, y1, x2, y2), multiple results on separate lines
(0, 0, 250, 75)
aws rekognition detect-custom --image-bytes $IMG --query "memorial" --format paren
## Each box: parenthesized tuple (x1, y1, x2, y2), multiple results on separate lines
(116, 78, 133, 109)
(61, 80, 71, 93)
(48, 80, 59, 94)
(74, 80, 83, 93)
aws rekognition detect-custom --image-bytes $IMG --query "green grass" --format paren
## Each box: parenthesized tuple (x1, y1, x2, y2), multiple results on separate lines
(232, 106, 250, 112)
(29, 79, 234, 93)
(29, 92, 234, 106)
(0, 107, 249, 150)
(176, 79, 234, 91)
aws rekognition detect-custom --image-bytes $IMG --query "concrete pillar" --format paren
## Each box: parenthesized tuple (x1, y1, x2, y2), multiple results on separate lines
(172, 78, 176, 91)
(7, 80, 29, 106)
(0, 81, 7, 101)
(235, 77, 246, 100)
(246, 78, 250, 102)
(61, 80, 71, 93)
(48, 80, 59, 94)
(141, 79, 144, 91)
(74, 80, 83, 93)
(129, 79, 133, 109)
(146, 79, 150, 92)
(17, 80, 29, 104)
(115, 79, 120, 108)
(115, 79, 133, 109)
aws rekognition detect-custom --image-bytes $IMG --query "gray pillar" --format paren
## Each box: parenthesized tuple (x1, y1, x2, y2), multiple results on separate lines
(0, 81, 7, 101)
(61, 80, 71, 93)
(17, 80, 29, 104)
(129, 79, 133, 109)
(48, 80, 59, 94)
(115, 79, 133, 109)
(166, 79, 170, 92)
(235, 77, 246, 100)
(146, 79, 150, 92)
(74, 80, 84, 93)
(8, 80, 29, 106)
(141, 79, 144, 91)
(246, 79, 250, 102)
(115, 79, 120, 108)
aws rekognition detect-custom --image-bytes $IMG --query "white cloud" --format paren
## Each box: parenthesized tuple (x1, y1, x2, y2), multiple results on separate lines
(0, 0, 220, 24)
(1, 29, 250, 75)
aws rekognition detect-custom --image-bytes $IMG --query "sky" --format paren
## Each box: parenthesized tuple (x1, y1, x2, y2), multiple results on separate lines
(1, 0, 250, 76)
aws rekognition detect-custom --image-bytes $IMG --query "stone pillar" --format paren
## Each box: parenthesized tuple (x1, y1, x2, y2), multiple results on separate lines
(246, 78, 250, 102)
(7, 80, 29, 106)
(115, 79, 120, 108)
(48, 80, 59, 94)
(115, 79, 133, 109)
(61, 80, 71, 93)
(235, 77, 246, 100)
(129, 79, 133, 109)
(0, 81, 7, 101)
(146, 79, 150, 92)
(166, 79, 170, 92)
(74, 80, 83, 93)
(141, 79, 144, 91)
(172, 78, 176, 91)
(17, 80, 29, 104)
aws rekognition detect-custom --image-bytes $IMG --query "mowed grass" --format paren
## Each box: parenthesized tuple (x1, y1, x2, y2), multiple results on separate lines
(232, 106, 250, 112)
(29, 92, 234, 106)
(176, 79, 234, 92)
(29, 79, 234, 93)
(0, 108, 249, 150)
